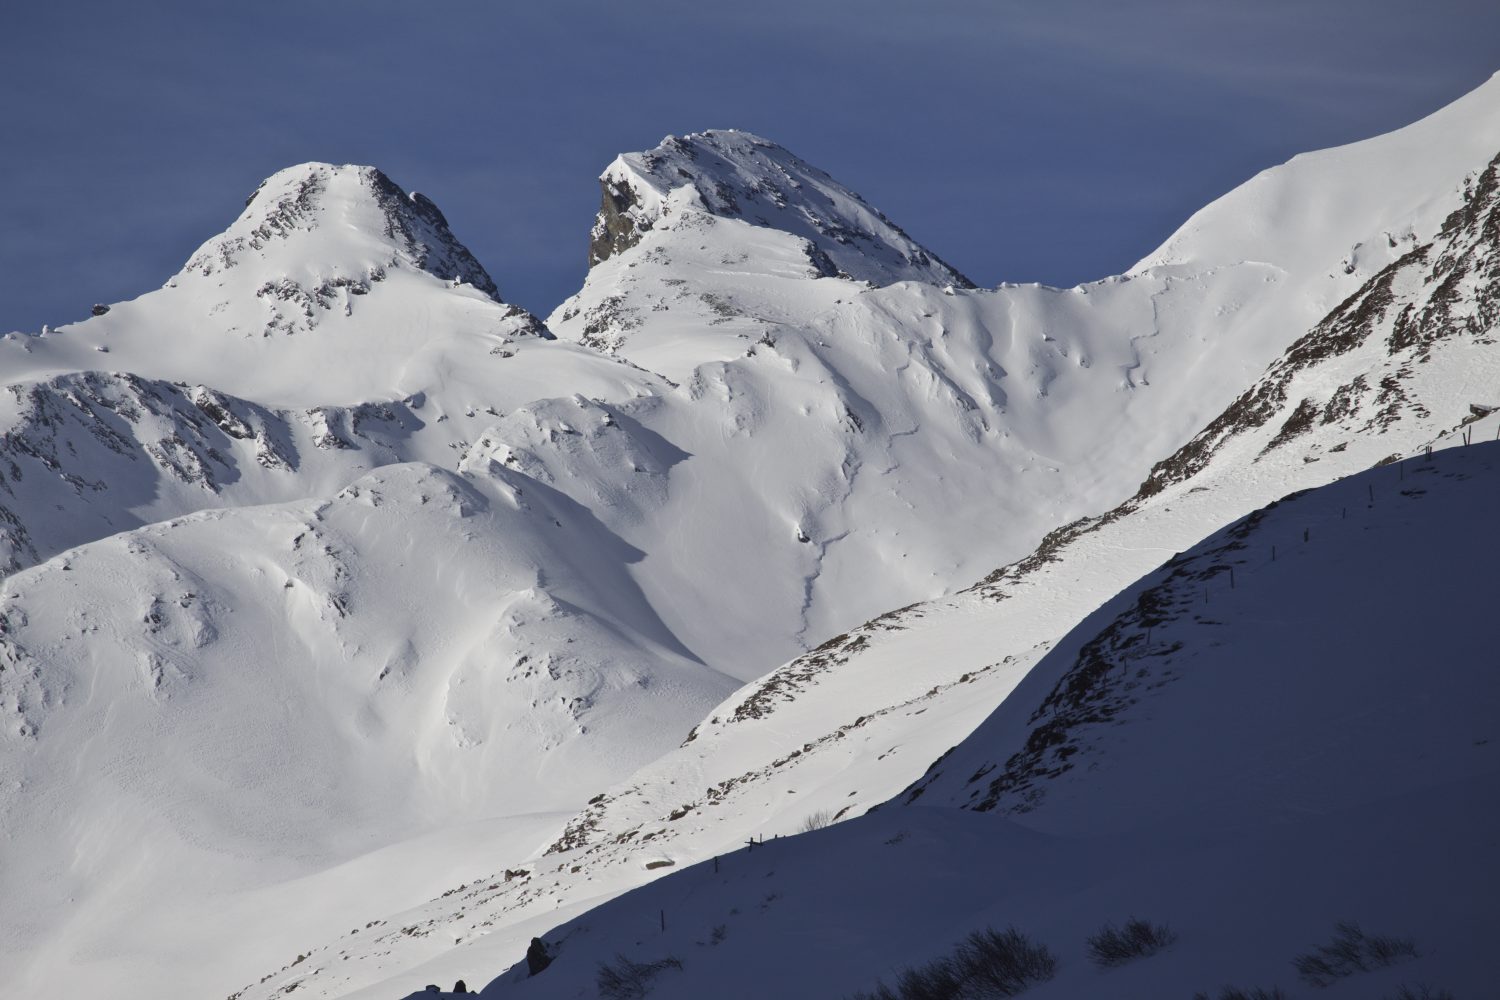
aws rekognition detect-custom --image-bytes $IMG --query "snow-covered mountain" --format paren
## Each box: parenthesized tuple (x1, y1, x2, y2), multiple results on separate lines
(211, 77, 1500, 1000)
(1, 72, 1497, 1000)
(584, 129, 973, 287)
(0, 162, 655, 574)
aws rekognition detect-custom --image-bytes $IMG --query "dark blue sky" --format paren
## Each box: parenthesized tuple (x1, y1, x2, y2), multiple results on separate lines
(3, 1, 1497, 330)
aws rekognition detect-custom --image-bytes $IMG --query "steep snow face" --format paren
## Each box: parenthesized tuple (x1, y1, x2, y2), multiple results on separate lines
(587, 130, 973, 289)
(1137, 71, 1500, 279)
(461, 445, 1500, 1000)
(0, 463, 735, 1000)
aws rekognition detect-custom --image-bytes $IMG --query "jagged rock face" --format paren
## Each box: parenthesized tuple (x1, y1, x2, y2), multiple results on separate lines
(588, 130, 974, 288)
(589, 177, 648, 267)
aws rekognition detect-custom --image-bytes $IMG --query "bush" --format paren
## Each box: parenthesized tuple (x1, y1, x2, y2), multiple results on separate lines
(892, 958, 962, 1000)
(596, 954, 683, 1000)
(799, 809, 835, 833)
(1293, 921, 1418, 987)
(1387, 986, 1454, 1000)
(956, 927, 1057, 996)
(848, 926, 1056, 999)
(1194, 989, 1287, 1000)
(1086, 917, 1176, 967)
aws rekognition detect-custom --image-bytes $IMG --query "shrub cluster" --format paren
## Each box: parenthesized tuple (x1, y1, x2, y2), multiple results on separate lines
(799, 809, 835, 833)
(1194, 988, 1287, 1000)
(842, 915, 1445, 1000)
(1293, 921, 1418, 987)
(850, 927, 1056, 1000)
(1086, 917, 1176, 967)
(596, 954, 683, 1000)
(1388, 986, 1454, 1000)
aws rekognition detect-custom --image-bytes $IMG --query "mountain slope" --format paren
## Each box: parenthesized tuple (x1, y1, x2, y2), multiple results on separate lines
(466, 441, 1500, 1000)
(0, 462, 735, 1000)
(1139, 69, 1500, 279)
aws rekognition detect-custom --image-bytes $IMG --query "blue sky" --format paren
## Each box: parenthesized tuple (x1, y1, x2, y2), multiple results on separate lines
(2, 1, 1497, 330)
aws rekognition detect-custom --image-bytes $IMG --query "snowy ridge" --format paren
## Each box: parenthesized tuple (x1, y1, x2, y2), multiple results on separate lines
(1137, 70, 1500, 277)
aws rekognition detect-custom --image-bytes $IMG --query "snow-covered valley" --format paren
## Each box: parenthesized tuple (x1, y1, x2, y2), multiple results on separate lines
(1, 69, 1497, 1000)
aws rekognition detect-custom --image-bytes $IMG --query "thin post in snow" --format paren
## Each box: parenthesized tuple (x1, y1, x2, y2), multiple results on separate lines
(1368, 484, 1374, 504)
(1271, 544, 1276, 562)
(1304, 527, 1310, 542)
(660, 909, 666, 933)
(1229, 566, 1235, 589)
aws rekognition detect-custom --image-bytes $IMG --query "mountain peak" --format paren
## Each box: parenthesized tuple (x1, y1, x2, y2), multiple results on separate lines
(180, 162, 503, 300)
(589, 129, 975, 288)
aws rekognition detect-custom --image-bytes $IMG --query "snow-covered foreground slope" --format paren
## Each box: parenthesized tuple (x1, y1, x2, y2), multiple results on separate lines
(467, 440, 1500, 1000)
(225, 88, 1500, 1000)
